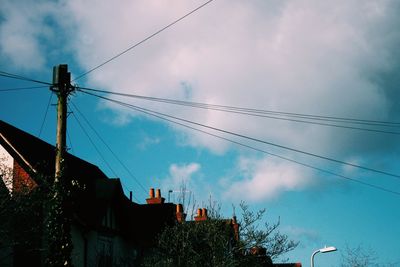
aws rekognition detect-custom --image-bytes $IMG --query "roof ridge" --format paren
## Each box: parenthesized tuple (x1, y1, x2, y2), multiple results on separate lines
(0, 119, 109, 182)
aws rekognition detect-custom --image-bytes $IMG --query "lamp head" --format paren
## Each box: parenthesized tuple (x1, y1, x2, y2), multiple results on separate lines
(320, 246, 337, 253)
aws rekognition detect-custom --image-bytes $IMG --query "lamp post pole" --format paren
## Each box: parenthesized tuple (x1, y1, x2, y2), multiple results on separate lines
(310, 249, 320, 267)
(311, 246, 337, 267)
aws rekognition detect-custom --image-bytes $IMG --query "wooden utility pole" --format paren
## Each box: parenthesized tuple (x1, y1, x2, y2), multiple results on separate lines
(46, 64, 75, 267)
(51, 64, 73, 182)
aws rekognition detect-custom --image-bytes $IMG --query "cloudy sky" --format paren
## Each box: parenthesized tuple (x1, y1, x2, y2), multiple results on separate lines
(1, 0, 400, 265)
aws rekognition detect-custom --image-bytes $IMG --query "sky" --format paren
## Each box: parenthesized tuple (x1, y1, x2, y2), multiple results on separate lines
(1, 0, 400, 265)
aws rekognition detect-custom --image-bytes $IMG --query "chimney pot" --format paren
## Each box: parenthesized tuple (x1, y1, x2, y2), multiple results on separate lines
(146, 187, 165, 204)
(149, 188, 155, 198)
(176, 204, 183, 213)
(202, 208, 207, 218)
(156, 188, 161, 198)
(176, 204, 186, 223)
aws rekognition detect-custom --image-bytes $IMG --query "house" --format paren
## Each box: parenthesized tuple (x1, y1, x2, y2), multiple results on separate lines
(0, 119, 301, 266)
(0, 120, 176, 266)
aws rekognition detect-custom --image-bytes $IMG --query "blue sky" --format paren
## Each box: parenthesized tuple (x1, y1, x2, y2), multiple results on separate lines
(1, 0, 400, 265)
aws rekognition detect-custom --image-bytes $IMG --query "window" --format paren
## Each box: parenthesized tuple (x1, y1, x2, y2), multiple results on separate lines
(96, 236, 113, 267)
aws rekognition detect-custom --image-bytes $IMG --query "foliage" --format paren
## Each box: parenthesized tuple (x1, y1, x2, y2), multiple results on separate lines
(0, 158, 47, 265)
(142, 201, 298, 267)
(0, 158, 78, 266)
(144, 219, 237, 266)
(340, 244, 398, 267)
(0, 157, 13, 247)
(237, 202, 299, 261)
(45, 178, 74, 267)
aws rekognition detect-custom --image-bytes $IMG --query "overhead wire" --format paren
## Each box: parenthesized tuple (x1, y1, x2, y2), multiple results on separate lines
(77, 87, 400, 127)
(78, 89, 400, 180)
(66, 129, 75, 155)
(79, 90, 400, 196)
(73, 0, 215, 81)
(38, 92, 54, 137)
(3, 69, 395, 195)
(67, 103, 142, 202)
(70, 101, 148, 196)
(0, 85, 49, 92)
(0, 70, 52, 85)
(77, 87, 400, 135)
(68, 104, 120, 178)
(120, 181, 140, 202)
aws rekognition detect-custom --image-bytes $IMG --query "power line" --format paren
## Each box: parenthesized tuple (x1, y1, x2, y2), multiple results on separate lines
(38, 92, 54, 137)
(70, 101, 148, 196)
(77, 87, 400, 133)
(73, 0, 215, 81)
(77, 87, 400, 127)
(0, 85, 48, 92)
(0, 70, 52, 85)
(66, 129, 75, 155)
(80, 90, 400, 196)
(70, 107, 143, 204)
(68, 105, 120, 178)
(79, 90, 400, 180)
(120, 181, 140, 202)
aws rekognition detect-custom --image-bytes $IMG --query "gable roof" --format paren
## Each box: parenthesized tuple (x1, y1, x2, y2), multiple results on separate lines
(0, 120, 109, 185)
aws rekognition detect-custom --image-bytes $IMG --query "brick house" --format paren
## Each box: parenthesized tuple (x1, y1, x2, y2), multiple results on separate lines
(0, 120, 301, 267)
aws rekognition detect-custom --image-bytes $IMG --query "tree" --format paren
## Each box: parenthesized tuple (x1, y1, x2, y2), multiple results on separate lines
(45, 173, 74, 267)
(237, 202, 298, 261)
(142, 201, 298, 267)
(0, 157, 13, 265)
(340, 244, 398, 267)
(0, 157, 47, 266)
(0, 157, 78, 267)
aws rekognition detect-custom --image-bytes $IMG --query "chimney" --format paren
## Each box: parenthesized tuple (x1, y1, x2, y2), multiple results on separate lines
(146, 188, 165, 204)
(156, 188, 161, 198)
(202, 208, 207, 217)
(231, 216, 240, 241)
(194, 207, 207, 221)
(176, 204, 186, 223)
(250, 246, 266, 256)
(149, 188, 155, 198)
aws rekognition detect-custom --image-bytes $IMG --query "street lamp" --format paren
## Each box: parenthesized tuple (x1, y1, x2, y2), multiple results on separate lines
(310, 246, 337, 267)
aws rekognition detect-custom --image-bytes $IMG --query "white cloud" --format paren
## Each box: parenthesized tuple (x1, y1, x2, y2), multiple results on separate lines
(170, 162, 200, 181)
(137, 135, 160, 150)
(158, 162, 206, 208)
(282, 225, 321, 247)
(222, 156, 312, 201)
(160, 162, 201, 193)
(0, 0, 58, 71)
(59, 0, 400, 157)
(2, 0, 399, 200)
(61, 0, 400, 200)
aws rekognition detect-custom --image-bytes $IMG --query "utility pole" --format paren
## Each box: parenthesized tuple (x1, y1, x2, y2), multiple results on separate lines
(51, 64, 73, 182)
(47, 64, 75, 266)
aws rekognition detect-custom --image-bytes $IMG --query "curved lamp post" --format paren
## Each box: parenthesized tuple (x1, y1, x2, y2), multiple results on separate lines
(310, 246, 337, 267)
